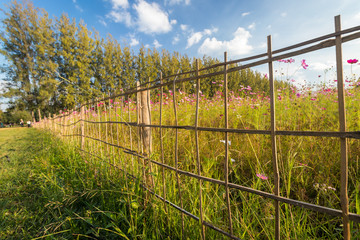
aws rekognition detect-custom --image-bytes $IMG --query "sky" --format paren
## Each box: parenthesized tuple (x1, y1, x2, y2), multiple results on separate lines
(0, 0, 360, 110)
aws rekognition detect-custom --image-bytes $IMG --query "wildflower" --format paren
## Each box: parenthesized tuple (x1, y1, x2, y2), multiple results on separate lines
(347, 59, 358, 64)
(231, 158, 235, 163)
(301, 59, 308, 69)
(296, 92, 301, 98)
(278, 95, 282, 101)
(264, 73, 268, 79)
(220, 140, 231, 145)
(256, 173, 268, 180)
(245, 86, 252, 91)
(311, 98, 316, 101)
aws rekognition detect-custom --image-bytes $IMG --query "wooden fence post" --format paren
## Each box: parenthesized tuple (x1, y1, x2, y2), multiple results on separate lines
(48, 113, 51, 130)
(53, 114, 57, 134)
(31, 111, 35, 124)
(38, 109, 42, 122)
(138, 81, 154, 189)
(268, 35, 281, 240)
(335, 15, 350, 240)
(81, 104, 85, 150)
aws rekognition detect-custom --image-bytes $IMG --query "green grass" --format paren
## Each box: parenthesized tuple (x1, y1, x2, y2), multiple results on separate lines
(0, 128, 171, 239)
(54, 81, 360, 239)
(2, 81, 360, 239)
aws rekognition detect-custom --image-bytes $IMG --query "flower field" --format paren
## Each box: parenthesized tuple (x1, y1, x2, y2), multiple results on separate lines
(46, 62, 360, 239)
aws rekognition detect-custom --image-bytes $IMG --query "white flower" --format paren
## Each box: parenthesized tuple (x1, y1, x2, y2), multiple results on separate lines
(220, 140, 231, 145)
(231, 158, 235, 163)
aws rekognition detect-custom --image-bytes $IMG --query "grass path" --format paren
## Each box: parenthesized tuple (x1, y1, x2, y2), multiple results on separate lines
(0, 129, 142, 240)
(0, 128, 47, 238)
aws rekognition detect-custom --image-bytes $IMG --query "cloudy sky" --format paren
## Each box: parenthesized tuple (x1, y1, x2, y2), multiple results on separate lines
(1, 0, 360, 109)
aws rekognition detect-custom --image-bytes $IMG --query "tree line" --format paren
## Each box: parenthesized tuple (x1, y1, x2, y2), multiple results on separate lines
(0, 0, 290, 121)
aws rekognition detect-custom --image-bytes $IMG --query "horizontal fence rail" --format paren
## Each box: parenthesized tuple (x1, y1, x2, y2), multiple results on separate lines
(36, 15, 360, 239)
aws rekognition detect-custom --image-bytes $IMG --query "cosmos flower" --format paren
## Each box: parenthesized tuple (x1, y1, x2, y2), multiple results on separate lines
(301, 59, 308, 69)
(347, 59, 358, 64)
(256, 173, 268, 180)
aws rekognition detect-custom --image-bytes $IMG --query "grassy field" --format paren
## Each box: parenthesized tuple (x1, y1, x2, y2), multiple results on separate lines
(2, 80, 360, 239)
(0, 128, 165, 239)
(44, 79, 360, 239)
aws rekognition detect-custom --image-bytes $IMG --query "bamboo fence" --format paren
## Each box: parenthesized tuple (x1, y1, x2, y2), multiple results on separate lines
(36, 15, 360, 239)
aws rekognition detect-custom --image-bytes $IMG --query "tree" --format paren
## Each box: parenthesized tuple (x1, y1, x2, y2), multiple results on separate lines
(56, 13, 78, 109)
(75, 20, 95, 103)
(0, 0, 39, 111)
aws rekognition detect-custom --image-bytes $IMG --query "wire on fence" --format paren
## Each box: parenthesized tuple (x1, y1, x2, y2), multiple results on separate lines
(39, 15, 360, 239)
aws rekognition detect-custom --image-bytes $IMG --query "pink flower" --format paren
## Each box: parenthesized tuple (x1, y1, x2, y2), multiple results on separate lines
(256, 173, 268, 180)
(301, 59, 308, 69)
(264, 73, 268, 79)
(347, 59, 358, 64)
(296, 93, 301, 98)
(311, 98, 316, 101)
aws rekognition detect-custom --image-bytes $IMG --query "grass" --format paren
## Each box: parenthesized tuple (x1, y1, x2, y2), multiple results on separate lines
(0, 128, 171, 239)
(44, 77, 360, 239)
(2, 78, 360, 239)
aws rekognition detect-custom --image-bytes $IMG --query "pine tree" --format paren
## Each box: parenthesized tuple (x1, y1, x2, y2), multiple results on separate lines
(29, 9, 58, 113)
(75, 20, 95, 103)
(56, 13, 78, 109)
(0, 0, 57, 115)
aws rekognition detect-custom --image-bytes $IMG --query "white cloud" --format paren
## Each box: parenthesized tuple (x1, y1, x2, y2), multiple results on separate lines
(203, 27, 218, 35)
(186, 27, 218, 48)
(198, 27, 253, 57)
(281, 12, 287, 17)
(310, 62, 335, 71)
(172, 35, 180, 45)
(242, 12, 250, 17)
(259, 42, 267, 49)
(72, 0, 83, 12)
(248, 22, 256, 30)
(187, 32, 203, 48)
(180, 24, 188, 31)
(153, 39, 162, 48)
(99, 18, 107, 27)
(166, 0, 191, 5)
(108, 10, 132, 26)
(354, 12, 360, 20)
(144, 44, 150, 48)
(110, 0, 129, 9)
(170, 19, 177, 25)
(130, 36, 139, 46)
(134, 0, 174, 34)
(75, 4, 84, 12)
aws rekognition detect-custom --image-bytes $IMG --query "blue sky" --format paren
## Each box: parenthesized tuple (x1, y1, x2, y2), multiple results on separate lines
(1, 0, 360, 110)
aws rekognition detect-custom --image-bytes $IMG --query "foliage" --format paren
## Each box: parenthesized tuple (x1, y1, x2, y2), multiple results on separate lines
(0, 0, 280, 116)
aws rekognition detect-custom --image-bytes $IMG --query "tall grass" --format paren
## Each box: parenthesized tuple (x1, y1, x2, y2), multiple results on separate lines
(39, 77, 360, 239)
